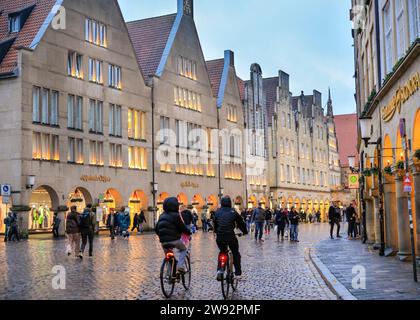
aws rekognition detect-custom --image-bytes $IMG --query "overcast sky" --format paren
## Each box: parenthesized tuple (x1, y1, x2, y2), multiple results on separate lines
(118, 0, 356, 115)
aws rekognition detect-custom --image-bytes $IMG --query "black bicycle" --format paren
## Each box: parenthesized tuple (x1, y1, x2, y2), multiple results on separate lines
(160, 244, 191, 299)
(216, 234, 242, 300)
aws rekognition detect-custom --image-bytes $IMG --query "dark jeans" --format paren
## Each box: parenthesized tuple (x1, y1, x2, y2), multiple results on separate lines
(254, 222, 264, 240)
(348, 221, 357, 238)
(81, 230, 94, 255)
(131, 225, 140, 232)
(277, 225, 285, 238)
(8, 226, 20, 242)
(201, 219, 207, 232)
(109, 226, 115, 239)
(216, 236, 241, 275)
(53, 227, 59, 238)
(330, 220, 340, 238)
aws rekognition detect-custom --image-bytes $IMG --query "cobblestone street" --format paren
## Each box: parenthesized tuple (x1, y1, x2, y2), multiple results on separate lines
(0, 224, 336, 300)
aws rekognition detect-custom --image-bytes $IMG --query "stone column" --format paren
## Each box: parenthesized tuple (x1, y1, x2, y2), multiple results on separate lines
(365, 198, 376, 244)
(395, 176, 411, 260)
(413, 171, 420, 260)
(384, 177, 398, 251)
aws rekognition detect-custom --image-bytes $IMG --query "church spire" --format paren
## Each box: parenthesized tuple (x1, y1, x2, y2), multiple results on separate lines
(327, 87, 334, 118)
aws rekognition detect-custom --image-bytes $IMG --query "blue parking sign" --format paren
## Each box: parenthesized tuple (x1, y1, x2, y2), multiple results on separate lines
(1, 184, 11, 196)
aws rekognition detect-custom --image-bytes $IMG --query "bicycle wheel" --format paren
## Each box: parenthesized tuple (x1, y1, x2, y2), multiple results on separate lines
(231, 273, 239, 292)
(221, 269, 230, 300)
(160, 259, 175, 299)
(182, 255, 191, 291)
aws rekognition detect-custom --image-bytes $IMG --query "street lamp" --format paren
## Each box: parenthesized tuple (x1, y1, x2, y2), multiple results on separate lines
(359, 116, 385, 256)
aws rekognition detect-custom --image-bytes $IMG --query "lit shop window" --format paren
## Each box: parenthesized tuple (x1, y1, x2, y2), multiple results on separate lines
(85, 18, 107, 47)
(32, 133, 59, 161)
(89, 99, 103, 134)
(32, 87, 59, 126)
(89, 141, 104, 166)
(67, 51, 83, 79)
(128, 109, 146, 140)
(108, 64, 122, 89)
(227, 104, 238, 123)
(174, 86, 202, 112)
(88, 58, 103, 84)
(67, 95, 83, 130)
(68, 137, 84, 164)
(178, 56, 197, 80)
(128, 146, 147, 170)
(109, 104, 122, 137)
(176, 154, 204, 176)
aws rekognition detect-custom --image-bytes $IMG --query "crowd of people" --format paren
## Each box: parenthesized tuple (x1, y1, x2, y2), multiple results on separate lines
(3, 211, 20, 242)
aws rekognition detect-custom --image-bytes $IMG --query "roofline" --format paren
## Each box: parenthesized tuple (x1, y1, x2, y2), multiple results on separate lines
(216, 51, 231, 109)
(0, 68, 19, 79)
(156, 12, 183, 77)
(30, 0, 64, 49)
(126, 13, 177, 25)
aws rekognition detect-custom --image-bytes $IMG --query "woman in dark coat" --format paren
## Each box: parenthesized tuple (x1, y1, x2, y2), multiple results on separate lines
(274, 207, 289, 241)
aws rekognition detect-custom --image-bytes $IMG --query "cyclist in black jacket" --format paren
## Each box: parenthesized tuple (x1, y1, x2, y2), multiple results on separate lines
(214, 196, 248, 277)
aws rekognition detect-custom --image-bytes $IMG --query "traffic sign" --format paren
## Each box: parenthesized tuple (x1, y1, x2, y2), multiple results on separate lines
(0, 184, 11, 196)
(404, 176, 413, 193)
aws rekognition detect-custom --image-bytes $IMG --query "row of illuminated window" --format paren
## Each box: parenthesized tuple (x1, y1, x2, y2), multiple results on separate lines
(279, 165, 328, 187)
(225, 164, 242, 181)
(177, 56, 197, 80)
(68, 52, 121, 89)
(174, 87, 202, 112)
(159, 153, 216, 177)
(33, 87, 145, 139)
(249, 175, 267, 187)
(32, 132, 146, 170)
(85, 18, 107, 47)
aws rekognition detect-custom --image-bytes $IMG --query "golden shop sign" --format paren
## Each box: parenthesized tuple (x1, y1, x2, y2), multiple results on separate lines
(382, 72, 420, 122)
(180, 181, 199, 189)
(80, 175, 111, 183)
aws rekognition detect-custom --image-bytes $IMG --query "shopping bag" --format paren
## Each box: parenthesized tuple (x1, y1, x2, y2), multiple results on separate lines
(274, 225, 278, 233)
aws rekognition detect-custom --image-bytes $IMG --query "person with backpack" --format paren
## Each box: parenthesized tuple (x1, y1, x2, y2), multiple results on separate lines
(80, 204, 96, 258)
(66, 206, 82, 259)
(251, 204, 266, 242)
(119, 207, 131, 239)
(264, 208, 273, 235)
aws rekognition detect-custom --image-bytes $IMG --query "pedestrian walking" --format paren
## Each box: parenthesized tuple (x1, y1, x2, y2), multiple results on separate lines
(8, 212, 20, 242)
(131, 213, 140, 233)
(106, 209, 118, 240)
(139, 210, 147, 234)
(4, 212, 11, 242)
(346, 203, 358, 240)
(66, 206, 82, 259)
(251, 204, 265, 242)
(119, 207, 131, 239)
(80, 204, 96, 258)
(264, 208, 272, 235)
(274, 206, 289, 241)
(52, 212, 61, 238)
(329, 202, 342, 239)
(201, 209, 208, 232)
(289, 207, 300, 242)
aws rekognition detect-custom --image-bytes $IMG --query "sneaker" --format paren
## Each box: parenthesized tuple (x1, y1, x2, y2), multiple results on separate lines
(78, 253, 83, 260)
(337, 235, 342, 238)
(89, 253, 93, 257)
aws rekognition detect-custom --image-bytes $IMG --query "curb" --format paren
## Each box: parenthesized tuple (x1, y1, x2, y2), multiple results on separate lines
(308, 248, 357, 300)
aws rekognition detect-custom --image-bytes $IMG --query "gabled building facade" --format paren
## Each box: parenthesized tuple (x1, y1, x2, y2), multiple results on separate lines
(0, 0, 152, 235)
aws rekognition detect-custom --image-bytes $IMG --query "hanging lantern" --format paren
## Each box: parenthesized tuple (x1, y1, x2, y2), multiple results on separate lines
(130, 191, 141, 204)
(70, 188, 83, 203)
(104, 190, 114, 203)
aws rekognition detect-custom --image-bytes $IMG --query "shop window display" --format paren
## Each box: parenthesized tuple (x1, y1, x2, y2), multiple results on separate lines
(29, 187, 53, 231)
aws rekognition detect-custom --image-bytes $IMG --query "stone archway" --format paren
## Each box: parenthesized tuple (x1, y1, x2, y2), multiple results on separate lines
(177, 193, 188, 206)
(128, 190, 148, 228)
(234, 196, 244, 211)
(207, 195, 218, 211)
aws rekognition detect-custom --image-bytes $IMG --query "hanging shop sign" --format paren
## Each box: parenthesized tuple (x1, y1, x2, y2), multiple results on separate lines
(382, 72, 420, 122)
(80, 175, 111, 183)
(348, 174, 360, 189)
(180, 181, 199, 189)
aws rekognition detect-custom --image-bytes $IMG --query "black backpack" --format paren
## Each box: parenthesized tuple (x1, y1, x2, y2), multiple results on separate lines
(80, 211, 91, 228)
